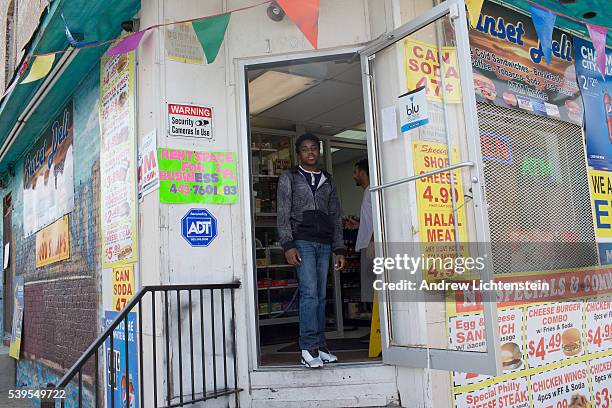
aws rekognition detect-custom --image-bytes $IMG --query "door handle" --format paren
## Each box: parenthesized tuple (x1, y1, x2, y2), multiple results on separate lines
(369, 161, 474, 192)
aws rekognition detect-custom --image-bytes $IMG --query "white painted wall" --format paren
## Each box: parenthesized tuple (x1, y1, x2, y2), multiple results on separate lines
(135, 0, 453, 407)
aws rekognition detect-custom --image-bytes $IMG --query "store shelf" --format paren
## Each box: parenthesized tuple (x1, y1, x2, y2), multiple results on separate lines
(251, 147, 277, 152)
(258, 284, 298, 290)
(253, 174, 280, 178)
(258, 315, 299, 326)
(255, 212, 277, 217)
(257, 264, 294, 269)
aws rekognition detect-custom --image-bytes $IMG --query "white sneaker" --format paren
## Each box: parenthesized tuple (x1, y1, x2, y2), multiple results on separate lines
(301, 349, 324, 368)
(319, 347, 338, 363)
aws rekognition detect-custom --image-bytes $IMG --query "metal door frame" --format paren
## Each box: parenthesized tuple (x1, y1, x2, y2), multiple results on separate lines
(359, 0, 502, 375)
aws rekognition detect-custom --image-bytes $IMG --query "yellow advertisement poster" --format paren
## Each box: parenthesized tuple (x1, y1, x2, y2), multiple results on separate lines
(404, 38, 461, 103)
(112, 264, 135, 311)
(100, 50, 138, 267)
(588, 168, 612, 239)
(446, 266, 612, 408)
(35, 215, 70, 267)
(412, 141, 467, 279)
(9, 276, 23, 359)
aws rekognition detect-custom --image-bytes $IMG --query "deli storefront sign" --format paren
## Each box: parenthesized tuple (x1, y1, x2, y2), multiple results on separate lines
(468, 0, 582, 124)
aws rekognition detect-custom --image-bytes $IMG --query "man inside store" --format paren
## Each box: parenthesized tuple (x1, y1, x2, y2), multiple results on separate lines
(277, 133, 347, 368)
(347, 159, 375, 303)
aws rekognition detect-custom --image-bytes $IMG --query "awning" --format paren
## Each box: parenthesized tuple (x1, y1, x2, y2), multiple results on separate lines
(494, 0, 610, 40)
(0, 0, 140, 172)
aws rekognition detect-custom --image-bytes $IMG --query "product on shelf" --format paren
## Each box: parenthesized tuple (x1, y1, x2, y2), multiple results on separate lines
(259, 303, 268, 314)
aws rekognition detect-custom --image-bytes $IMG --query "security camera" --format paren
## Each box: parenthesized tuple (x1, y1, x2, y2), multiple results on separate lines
(267, 3, 285, 22)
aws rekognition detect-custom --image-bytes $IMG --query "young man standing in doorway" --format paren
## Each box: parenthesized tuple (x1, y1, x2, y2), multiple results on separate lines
(277, 133, 347, 368)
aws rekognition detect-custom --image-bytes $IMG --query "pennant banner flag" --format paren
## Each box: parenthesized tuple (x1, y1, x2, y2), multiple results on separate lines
(108, 31, 146, 55)
(530, 4, 556, 65)
(61, 12, 97, 48)
(192, 13, 231, 64)
(20, 55, 55, 84)
(276, 0, 320, 49)
(586, 23, 609, 78)
(465, 0, 485, 28)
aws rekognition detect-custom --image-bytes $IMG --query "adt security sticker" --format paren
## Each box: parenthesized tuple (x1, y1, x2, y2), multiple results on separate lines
(399, 86, 429, 132)
(181, 208, 217, 247)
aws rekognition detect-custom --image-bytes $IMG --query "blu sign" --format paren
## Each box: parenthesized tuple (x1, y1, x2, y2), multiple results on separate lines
(399, 86, 429, 132)
(181, 208, 217, 247)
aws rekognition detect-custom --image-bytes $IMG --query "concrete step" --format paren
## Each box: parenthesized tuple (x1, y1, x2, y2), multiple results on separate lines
(249, 364, 400, 407)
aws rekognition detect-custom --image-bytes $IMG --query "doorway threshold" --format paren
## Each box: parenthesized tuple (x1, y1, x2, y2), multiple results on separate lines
(249, 364, 398, 408)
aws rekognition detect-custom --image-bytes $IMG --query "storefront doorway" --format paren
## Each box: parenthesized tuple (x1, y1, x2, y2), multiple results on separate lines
(239, 0, 504, 379)
(244, 53, 381, 367)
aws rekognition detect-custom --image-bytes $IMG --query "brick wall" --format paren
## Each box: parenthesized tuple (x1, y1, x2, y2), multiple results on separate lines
(0, 0, 47, 88)
(7, 63, 102, 377)
(20, 162, 100, 369)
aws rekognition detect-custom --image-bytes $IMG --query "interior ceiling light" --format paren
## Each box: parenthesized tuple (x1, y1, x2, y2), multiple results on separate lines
(249, 71, 319, 115)
(333, 129, 367, 141)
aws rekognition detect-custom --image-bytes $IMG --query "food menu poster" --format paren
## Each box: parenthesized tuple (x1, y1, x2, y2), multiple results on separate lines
(573, 36, 612, 170)
(448, 266, 612, 408)
(99, 51, 138, 267)
(158, 148, 238, 204)
(468, 0, 582, 125)
(412, 140, 468, 280)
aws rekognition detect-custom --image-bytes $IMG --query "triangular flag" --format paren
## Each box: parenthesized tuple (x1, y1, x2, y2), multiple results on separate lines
(276, 0, 320, 48)
(20, 55, 55, 84)
(108, 31, 146, 55)
(465, 0, 485, 28)
(586, 24, 609, 78)
(192, 13, 231, 64)
(18, 55, 31, 78)
(530, 4, 556, 65)
(61, 12, 97, 48)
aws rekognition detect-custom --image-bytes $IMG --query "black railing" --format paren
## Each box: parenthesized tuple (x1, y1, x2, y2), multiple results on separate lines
(55, 282, 242, 408)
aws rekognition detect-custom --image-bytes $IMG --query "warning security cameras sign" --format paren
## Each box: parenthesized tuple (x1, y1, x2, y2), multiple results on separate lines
(168, 103, 213, 140)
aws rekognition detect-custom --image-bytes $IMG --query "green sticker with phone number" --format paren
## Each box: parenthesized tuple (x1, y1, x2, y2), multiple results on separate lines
(158, 148, 239, 204)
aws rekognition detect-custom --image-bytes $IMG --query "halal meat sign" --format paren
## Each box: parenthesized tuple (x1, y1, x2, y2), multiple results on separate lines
(168, 103, 213, 140)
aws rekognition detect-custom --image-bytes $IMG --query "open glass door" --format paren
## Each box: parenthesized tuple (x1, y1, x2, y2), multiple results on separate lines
(360, 0, 501, 375)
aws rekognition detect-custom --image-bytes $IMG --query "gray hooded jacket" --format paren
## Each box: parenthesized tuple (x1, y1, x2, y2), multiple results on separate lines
(276, 166, 346, 255)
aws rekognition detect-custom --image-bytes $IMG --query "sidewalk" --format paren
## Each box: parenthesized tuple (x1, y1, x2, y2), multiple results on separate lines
(0, 346, 30, 408)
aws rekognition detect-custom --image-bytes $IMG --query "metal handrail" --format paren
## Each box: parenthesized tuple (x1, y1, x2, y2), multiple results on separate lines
(369, 161, 474, 192)
(56, 281, 242, 407)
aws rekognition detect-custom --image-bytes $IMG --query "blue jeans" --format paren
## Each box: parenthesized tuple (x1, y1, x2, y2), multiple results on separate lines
(294, 240, 332, 350)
